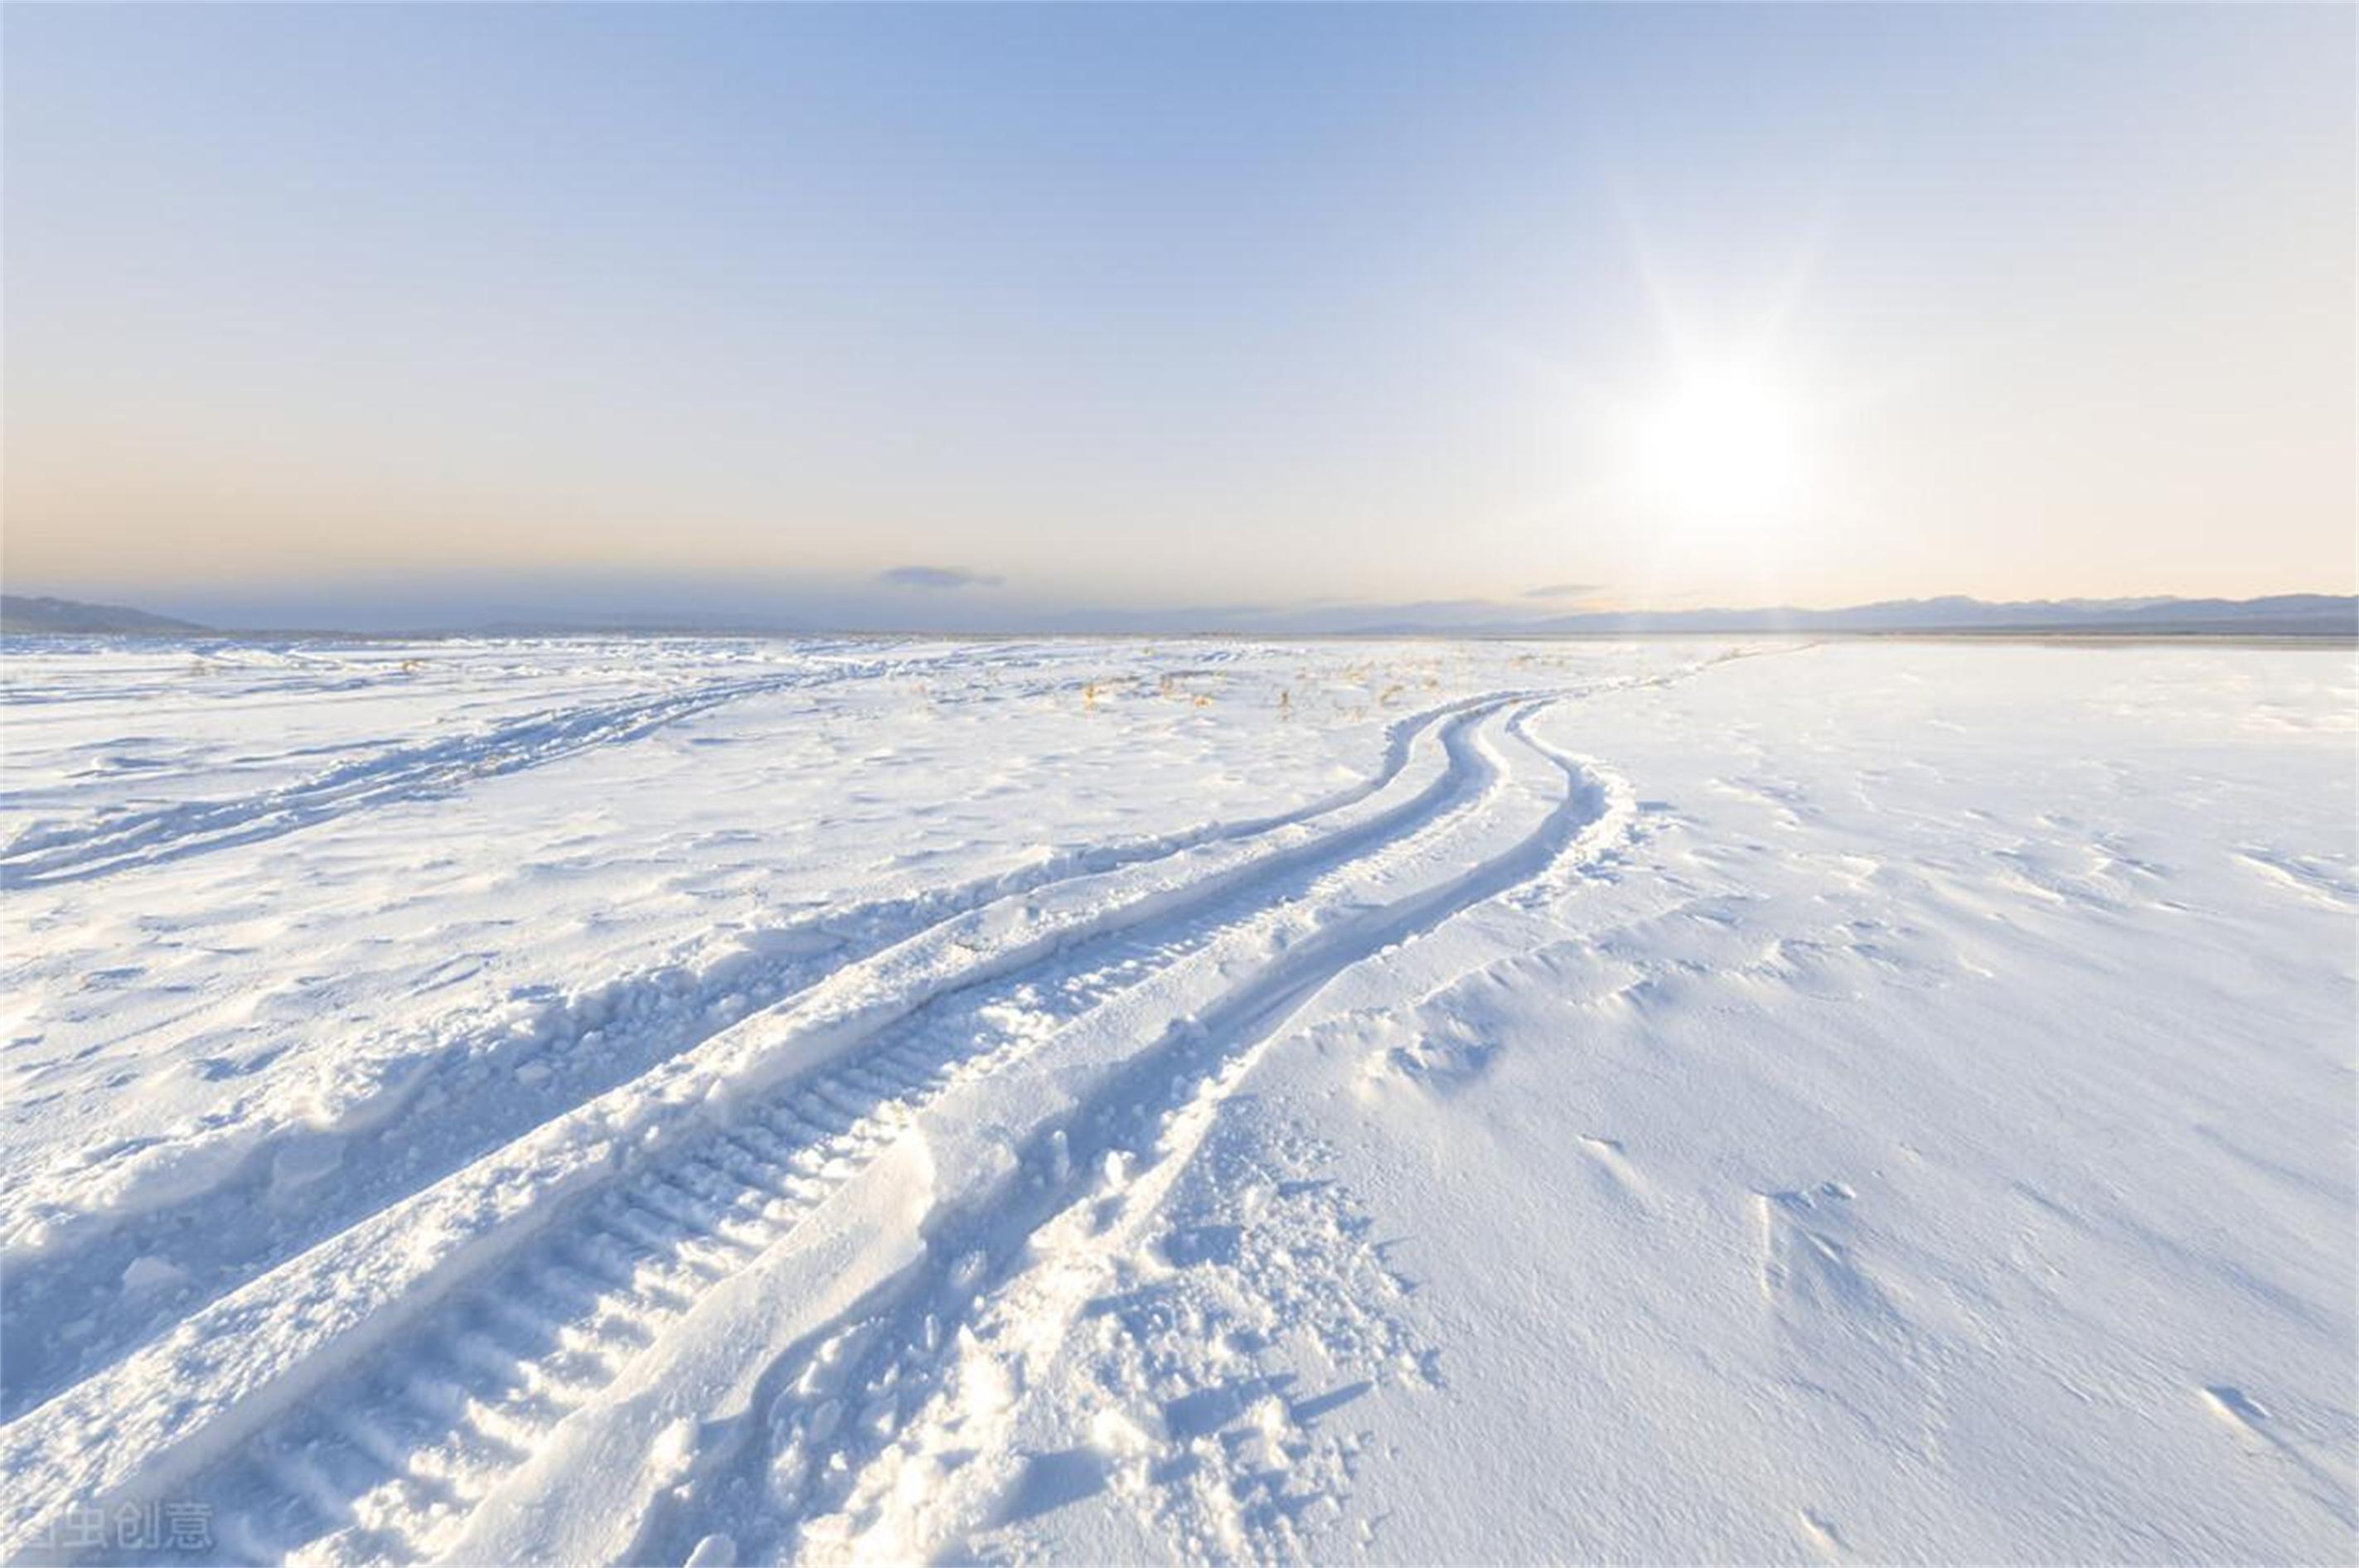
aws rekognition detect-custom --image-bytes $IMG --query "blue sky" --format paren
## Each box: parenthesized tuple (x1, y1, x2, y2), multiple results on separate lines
(7, 4, 2351, 629)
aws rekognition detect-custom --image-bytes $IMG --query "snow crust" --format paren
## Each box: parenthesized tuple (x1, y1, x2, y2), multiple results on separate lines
(2, 636, 2351, 1563)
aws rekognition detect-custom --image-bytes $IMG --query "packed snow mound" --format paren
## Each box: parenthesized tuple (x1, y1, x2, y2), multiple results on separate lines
(1, 636, 2351, 1564)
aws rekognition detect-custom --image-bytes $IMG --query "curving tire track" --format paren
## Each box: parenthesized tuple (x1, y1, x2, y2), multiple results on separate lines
(0, 685, 1550, 1423)
(0, 652, 1762, 1566)
(2, 691, 1544, 1563)
(631, 701, 1635, 1566)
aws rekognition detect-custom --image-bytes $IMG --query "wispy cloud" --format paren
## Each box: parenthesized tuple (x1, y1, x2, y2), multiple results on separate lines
(878, 564, 1005, 590)
(1523, 582, 1602, 600)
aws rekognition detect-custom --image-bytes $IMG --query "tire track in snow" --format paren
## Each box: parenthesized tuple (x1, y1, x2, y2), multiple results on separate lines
(4, 649, 1772, 1564)
(0, 658, 894, 888)
(110, 700, 1533, 1566)
(0, 693, 1543, 1563)
(666, 703, 1635, 1565)
(0, 685, 1540, 1423)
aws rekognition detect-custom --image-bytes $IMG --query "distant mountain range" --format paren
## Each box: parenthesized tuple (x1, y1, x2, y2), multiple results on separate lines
(0, 595, 211, 636)
(3, 591, 2352, 639)
(1322, 593, 2359, 638)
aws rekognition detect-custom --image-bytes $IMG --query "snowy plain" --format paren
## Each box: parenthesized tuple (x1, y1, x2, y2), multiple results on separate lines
(0, 635, 2352, 1566)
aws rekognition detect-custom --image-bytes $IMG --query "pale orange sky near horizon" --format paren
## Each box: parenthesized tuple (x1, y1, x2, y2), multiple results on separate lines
(7, 6, 2352, 625)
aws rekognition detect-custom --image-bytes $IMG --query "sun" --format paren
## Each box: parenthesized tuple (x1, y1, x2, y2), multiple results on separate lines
(1634, 366, 1800, 528)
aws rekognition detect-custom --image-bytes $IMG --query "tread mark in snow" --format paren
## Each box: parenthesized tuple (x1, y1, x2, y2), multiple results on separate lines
(0, 670, 1731, 1565)
(1, 661, 892, 888)
(0, 685, 1567, 1420)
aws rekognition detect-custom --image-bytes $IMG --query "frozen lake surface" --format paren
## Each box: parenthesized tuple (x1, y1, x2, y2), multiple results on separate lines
(2, 636, 2352, 1564)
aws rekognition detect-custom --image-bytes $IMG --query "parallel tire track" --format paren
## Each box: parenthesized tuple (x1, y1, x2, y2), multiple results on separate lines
(0, 685, 1538, 1423)
(0, 659, 894, 888)
(2, 651, 1753, 1566)
(0, 690, 1540, 1562)
(133, 700, 1539, 1566)
(637, 702, 1635, 1564)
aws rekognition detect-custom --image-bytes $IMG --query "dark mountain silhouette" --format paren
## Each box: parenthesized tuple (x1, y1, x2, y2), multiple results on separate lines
(0, 595, 211, 635)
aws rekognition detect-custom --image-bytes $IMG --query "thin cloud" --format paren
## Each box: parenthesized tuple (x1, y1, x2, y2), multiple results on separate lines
(1523, 582, 1603, 600)
(878, 565, 1005, 590)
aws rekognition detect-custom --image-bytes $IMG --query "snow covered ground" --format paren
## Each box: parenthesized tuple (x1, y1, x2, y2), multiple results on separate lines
(2, 635, 2352, 1566)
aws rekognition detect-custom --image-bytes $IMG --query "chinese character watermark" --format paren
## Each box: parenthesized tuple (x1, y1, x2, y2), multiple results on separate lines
(27, 1500, 213, 1556)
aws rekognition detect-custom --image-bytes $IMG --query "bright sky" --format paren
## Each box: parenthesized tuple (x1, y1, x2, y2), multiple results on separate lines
(7, 5, 2352, 627)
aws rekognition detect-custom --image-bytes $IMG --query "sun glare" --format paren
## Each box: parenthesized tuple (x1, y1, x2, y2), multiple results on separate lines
(1635, 367, 1800, 528)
